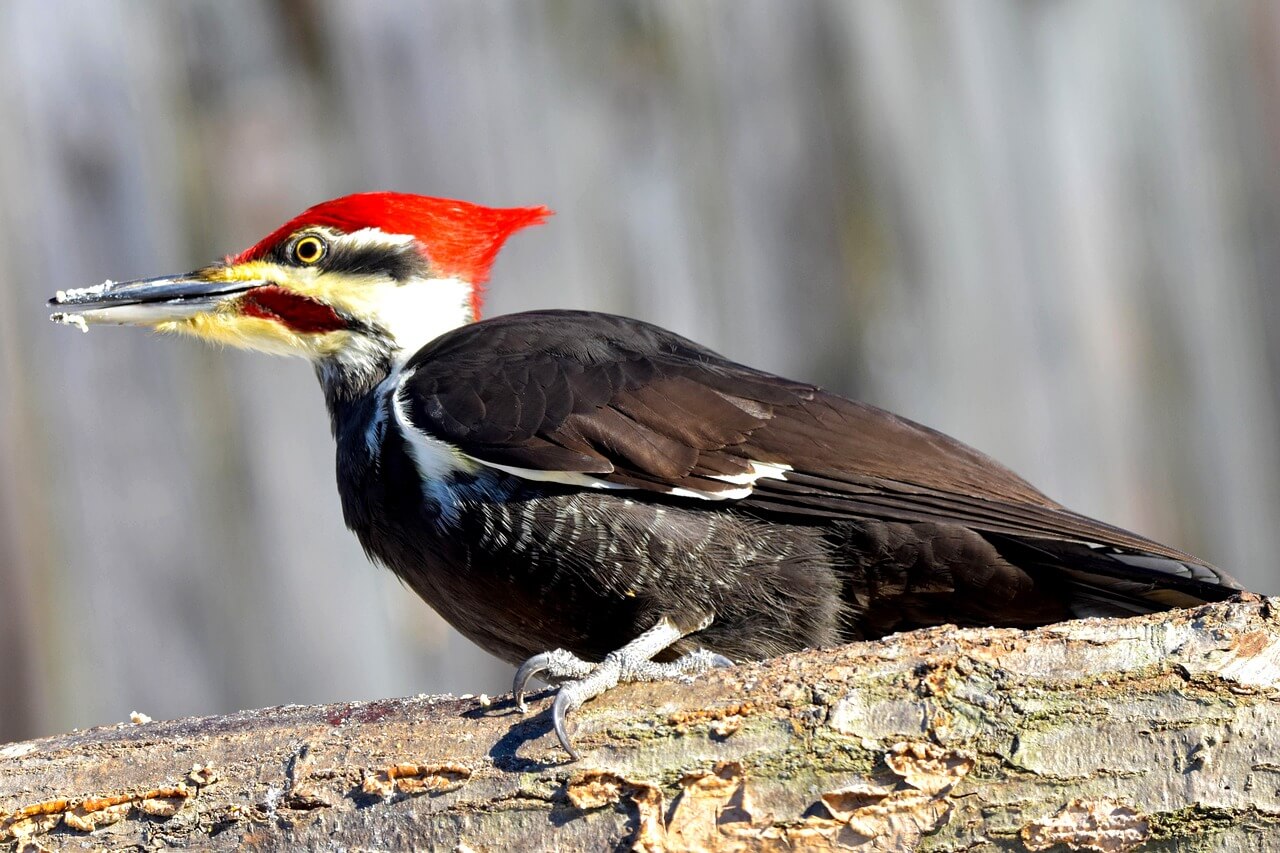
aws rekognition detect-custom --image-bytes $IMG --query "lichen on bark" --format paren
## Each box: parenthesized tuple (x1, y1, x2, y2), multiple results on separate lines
(2, 596, 1279, 851)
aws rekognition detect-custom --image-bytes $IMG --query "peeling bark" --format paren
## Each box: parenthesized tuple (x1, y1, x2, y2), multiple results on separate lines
(3, 596, 1280, 851)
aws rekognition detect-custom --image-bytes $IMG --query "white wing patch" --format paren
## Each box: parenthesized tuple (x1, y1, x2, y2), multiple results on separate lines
(661, 460, 794, 501)
(471, 461, 632, 491)
(393, 369, 792, 501)
(708, 460, 793, 486)
(664, 484, 754, 501)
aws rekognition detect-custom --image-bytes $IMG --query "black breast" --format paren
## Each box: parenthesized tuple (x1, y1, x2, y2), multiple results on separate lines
(341, 417, 1085, 666)
(351, 432, 851, 664)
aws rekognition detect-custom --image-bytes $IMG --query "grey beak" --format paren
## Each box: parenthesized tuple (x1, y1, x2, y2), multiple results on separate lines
(49, 273, 265, 329)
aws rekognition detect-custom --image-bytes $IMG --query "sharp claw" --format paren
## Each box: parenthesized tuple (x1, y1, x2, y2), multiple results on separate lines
(552, 688, 582, 761)
(513, 653, 552, 712)
(511, 622, 722, 761)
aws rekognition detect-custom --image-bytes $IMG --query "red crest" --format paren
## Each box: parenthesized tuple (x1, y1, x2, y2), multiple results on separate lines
(232, 193, 552, 318)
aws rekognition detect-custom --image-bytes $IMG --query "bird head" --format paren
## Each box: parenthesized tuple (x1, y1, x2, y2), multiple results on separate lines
(50, 193, 550, 371)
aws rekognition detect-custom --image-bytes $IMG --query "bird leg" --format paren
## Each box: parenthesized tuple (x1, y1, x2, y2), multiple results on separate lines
(513, 612, 733, 760)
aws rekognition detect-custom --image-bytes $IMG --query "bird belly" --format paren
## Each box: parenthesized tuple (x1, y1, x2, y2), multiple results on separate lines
(353, 465, 848, 666)
(340, 416, 1152, 669)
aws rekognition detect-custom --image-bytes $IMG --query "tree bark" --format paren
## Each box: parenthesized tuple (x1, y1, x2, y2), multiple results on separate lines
(3, 596, 1279, 852)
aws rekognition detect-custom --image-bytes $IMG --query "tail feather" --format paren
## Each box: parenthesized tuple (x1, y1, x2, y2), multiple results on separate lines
(988, 534, 1240, 618)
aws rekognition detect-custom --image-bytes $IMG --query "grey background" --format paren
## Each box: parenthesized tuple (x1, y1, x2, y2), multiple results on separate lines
(2, 0, 1278, 743)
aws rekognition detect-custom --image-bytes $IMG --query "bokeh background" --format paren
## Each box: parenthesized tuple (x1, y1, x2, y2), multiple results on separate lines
(2, 0, 1279, 743)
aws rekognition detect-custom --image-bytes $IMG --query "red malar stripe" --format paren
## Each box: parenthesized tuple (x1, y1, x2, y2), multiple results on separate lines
(241, 286, 347, 333)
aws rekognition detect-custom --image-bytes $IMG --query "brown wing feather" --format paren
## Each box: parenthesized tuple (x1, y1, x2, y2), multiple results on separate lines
(400, 310, 1228, 581)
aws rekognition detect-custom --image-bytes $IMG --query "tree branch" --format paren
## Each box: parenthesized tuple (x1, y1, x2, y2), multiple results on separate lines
(3, 596, 1280, 851)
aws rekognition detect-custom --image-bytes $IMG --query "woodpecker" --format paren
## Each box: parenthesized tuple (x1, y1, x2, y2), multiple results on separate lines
(51, 192, 1242, 759)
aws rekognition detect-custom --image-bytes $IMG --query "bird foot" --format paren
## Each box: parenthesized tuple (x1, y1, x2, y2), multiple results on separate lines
(512, 617, 732, 760)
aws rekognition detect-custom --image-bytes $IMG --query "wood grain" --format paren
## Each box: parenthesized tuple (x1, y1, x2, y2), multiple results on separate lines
(3, 597, 1279, 850)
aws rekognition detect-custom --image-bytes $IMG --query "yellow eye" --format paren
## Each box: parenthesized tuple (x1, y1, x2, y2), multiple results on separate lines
(292, 235, 327, 265)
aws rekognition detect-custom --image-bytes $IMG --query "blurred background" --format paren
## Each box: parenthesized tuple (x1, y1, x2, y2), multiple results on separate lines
(1, 0, 1278, 743)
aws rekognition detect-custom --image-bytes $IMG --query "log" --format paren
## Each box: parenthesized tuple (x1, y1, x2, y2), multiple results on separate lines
(3, 596, 1279, 851)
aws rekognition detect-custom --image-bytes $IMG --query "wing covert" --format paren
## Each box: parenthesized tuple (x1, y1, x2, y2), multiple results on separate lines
(394, 310, 1227, 579)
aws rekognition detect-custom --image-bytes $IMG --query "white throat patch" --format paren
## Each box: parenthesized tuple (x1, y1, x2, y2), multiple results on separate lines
(376, 274, 472, 366)
(328, 228, 474, 365)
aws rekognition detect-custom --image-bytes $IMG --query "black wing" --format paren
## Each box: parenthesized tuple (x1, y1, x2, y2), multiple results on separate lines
(398, 310, 1240, 603)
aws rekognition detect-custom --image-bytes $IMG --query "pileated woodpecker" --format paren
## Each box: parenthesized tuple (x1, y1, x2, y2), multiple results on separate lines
(51, 193, 1241, 759)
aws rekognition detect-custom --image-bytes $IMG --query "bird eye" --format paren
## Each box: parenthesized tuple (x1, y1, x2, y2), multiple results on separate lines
(291, 235, 327, 265)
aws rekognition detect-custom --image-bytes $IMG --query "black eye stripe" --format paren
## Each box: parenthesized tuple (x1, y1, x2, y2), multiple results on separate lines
(320, 241, 427, 281)
(272, 233, 427, 281)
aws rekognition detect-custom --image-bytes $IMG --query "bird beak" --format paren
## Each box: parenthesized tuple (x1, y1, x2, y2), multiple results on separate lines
(48, 272, 264, 331)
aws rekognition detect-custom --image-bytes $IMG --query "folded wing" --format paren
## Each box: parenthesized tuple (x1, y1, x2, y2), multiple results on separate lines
(399, 310, 1241, 609)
